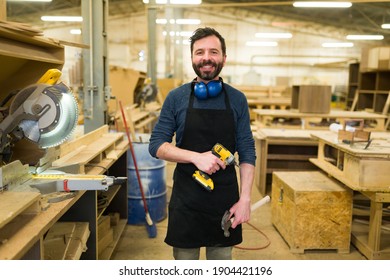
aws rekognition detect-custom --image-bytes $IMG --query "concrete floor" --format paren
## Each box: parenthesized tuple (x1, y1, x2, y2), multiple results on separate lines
(112, 162, 367, 260)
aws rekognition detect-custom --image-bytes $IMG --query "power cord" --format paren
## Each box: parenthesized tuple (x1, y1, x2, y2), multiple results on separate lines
(234, 222, 271, 250)
(85, 164, 109, 175)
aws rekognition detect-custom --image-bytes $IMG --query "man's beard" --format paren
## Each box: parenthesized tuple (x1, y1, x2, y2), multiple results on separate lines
(192, 60, 223, 81)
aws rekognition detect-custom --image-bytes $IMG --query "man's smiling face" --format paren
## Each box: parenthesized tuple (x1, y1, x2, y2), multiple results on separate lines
(191, 35, 226, 82)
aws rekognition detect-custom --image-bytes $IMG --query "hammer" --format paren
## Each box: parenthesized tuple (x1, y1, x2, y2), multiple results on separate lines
(221, 195, 271, 237)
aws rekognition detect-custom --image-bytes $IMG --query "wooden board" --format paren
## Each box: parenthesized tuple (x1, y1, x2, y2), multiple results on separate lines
(43, 222, 90, 260)
(65, 222, 90, 260)
(0, 192, 41, 229)
(254, 109, 387, 131)
(271, 171, 352, 253)
(43, 222, 76, 260)
(52, 125, 128, 174)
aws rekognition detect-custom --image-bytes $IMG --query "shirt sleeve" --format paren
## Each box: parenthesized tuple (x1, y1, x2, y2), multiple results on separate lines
(148, 93, 176, 158)
(234, 91, 256, 166)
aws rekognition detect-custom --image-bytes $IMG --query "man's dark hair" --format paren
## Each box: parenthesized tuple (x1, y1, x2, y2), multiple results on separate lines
(189, 27, 226, 56)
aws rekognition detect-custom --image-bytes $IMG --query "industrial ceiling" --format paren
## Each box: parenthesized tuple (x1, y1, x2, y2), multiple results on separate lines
(5, 0, 390, 45)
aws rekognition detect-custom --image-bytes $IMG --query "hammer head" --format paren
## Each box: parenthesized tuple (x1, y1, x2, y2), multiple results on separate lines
(221, 210, 232, 237)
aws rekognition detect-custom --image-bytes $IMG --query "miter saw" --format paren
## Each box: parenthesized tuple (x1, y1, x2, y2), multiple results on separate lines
(0, 69, 78, 164)
(0, 69, 124, 196)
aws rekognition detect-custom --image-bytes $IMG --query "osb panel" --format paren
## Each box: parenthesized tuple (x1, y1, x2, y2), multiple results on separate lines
(271, 171, 352, 252)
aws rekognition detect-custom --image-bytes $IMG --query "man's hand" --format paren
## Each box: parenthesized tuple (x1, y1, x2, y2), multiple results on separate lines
(228, 198, 251, 229)
(192, 151, 226, 175)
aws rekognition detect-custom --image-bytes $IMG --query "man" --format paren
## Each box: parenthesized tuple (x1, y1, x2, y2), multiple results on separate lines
(149, 27, 256, 260)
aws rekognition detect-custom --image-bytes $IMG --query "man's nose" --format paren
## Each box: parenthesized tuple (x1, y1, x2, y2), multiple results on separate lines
(202, 51, 212, 60)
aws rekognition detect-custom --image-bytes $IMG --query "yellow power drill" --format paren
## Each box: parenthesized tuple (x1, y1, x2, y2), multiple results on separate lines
(192, 143, 238, 191)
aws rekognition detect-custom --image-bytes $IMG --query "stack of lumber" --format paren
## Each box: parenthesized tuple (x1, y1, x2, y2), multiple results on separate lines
(115, 101, 161, 138)
(98, 212, 120, 259)
(43, 222, 90, 260)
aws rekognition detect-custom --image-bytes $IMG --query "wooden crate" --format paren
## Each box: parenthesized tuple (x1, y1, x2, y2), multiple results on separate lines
(271, 171, 353, 253)
(291, 85, 331, 114)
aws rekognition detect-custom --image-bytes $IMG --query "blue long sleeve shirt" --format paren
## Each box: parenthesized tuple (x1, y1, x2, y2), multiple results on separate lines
(149, 82, 256, 166)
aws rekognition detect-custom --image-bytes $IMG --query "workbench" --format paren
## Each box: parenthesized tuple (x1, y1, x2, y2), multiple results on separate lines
(254, 128, 319, 195)
(254, 109, 387, 131)
(0, 126, 129, 260)
(309, 131, 390, 259)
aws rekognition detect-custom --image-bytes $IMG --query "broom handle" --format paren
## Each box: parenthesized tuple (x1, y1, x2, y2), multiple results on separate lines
(119, 101, 148, 213)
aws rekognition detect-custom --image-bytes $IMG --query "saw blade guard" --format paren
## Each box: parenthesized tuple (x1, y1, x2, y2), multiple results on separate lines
(10, 82, 79, 148)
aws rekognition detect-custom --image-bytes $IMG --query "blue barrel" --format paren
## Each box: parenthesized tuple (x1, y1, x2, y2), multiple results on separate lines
(127, 134, 167, 225)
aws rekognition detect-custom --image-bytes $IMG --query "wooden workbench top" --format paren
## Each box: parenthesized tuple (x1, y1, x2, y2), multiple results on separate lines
(311, 131, 390, 157)
(253, 109, 388, 119)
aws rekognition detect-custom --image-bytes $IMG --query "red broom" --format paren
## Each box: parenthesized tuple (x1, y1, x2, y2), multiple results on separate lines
(119, 101, 157, 238)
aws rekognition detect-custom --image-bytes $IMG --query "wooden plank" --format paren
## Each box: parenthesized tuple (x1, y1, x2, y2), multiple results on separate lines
(98, 215, 111, 241)
(43, 222, 90, 260)
(99, 219, 127, 260)
(98, 228, 113, 256)
(382, 92, 390, 115)
(65, 222, 90, 260)
(0, 192, 41, 229)
(0, 190, 84, 260)
(43, 222, 76, 260)
(0, 2, 6, 21)
(254, 109, 387, 131)
(58, 125, 109, 157)
(52, 130, 126, 169)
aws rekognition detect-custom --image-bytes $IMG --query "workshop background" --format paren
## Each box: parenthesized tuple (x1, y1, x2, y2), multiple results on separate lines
(0, 0, 389, 261)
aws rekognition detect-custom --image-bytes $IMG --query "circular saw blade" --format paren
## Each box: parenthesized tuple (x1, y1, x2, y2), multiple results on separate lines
(10, 82, 79, 148)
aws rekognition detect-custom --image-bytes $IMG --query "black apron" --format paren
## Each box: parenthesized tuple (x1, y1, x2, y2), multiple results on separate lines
(165, 87, 242, 248)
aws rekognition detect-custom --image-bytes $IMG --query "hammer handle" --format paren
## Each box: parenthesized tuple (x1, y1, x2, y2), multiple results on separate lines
(250, 195, 271, 212)
(230, 195, 271, 224)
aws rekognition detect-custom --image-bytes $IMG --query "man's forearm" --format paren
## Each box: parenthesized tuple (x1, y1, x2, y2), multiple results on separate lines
(156, 142, 197, 163)
(239, 163, 255, 202)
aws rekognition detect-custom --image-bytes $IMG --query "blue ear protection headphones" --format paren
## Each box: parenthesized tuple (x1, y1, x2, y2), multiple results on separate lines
(193, 78, 223, 100)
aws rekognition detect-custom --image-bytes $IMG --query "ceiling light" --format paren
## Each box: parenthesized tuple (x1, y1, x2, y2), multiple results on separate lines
(163, 31, 193, 37)
(322, 42, 354, 48)
(143, 0, 167, 3)
(156, 18, 201, 25)
(175, 19, 201, 25)
(143, 0, 201, 4)
(255, 32, 292, 39)
(293, 2, 352, 8)
(70, 29, 82, 35)
(246, 41, 278, 47)
(170, 0, 201, 3)
(7, 0, 52, 2)
(381, 24, 390, 29)
(346, 35, 384, 40)
(156, 19, 168, 24)
(41, 16, 83, 22)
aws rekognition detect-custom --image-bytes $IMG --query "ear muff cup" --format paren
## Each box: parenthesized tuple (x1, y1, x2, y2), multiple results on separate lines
(207, 80, 222, 98)
(194, 80, 222, 100)
(194, 82, 208, 100)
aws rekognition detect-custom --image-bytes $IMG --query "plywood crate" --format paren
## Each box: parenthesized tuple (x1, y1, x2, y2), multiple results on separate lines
(271, 171, 352, 253)
(291, 85, 331, 113)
